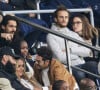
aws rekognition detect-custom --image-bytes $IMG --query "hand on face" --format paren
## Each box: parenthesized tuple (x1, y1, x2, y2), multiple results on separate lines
(4, 55, 16, 74)
(1, 33, 14, 41)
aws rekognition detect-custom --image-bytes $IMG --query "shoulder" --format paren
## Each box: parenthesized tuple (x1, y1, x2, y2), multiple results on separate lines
(50, 59, 64, 68)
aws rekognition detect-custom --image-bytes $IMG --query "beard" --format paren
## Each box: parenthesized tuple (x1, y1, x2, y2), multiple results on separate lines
(4, 61, 15, 74)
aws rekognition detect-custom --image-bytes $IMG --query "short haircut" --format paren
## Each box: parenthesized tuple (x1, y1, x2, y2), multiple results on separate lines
(37, 46, 53, 61)
(53, 5, 70, 18)
(0, 15, 19, 26)
(52, 80, 66, 90)
(79, 78, 96, 90)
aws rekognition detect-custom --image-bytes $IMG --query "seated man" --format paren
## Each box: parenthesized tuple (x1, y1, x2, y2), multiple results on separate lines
(34, 46, 78, 90)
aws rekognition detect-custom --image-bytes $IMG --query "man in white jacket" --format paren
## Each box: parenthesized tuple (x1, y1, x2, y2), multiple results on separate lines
(47, 6, 97, 83)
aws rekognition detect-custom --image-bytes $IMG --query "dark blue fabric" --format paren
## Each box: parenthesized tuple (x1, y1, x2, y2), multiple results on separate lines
(70, 0, 89, 8)
(20, 17, 48, 36)
(72, 61, 99, 85)
(19, 17, 48, 48)
(0, 2, 13, 11)
(40, 0, 73, 9)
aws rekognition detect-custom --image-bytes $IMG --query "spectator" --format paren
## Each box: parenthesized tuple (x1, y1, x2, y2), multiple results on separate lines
(52, 80, 69, 90)
(46, 6, 93, 83)
(14, 39, 35, 78)
(0, 46, 30, 90)
(70, 0, 100, 28)
(71, 14, 100, 86)
(79, 78, 97, 90)
(71, 13, 100, 61)
(40, 0, 73, 27)
(0, 1, 13, 11)
(15, 57, 42, 90)
(0, 15, 23, 48)
(34, 46, 78, 90)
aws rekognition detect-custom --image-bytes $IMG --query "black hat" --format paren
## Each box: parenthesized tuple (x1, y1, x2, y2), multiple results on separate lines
(0, 46, 20, 59)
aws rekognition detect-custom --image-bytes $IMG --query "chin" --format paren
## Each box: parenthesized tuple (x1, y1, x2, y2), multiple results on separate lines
(60, 25, 67, 27)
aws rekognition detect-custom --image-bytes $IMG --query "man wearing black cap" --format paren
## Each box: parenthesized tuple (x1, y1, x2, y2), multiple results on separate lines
(0, 46, 30, 90)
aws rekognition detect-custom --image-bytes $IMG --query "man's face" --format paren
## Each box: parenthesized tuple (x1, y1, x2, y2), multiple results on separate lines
(35, 55, 49, 70)
(55, 10, 69, 27)
(3, 20, 17, 35)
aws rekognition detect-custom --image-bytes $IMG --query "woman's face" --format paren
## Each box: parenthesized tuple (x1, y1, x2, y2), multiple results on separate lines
(20, 41, 29, 58)
(15, 59, 24, 78)
(72, 17, 83, 33)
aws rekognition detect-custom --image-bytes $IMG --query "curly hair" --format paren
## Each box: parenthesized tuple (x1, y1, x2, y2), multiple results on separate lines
(37, 46, 53, 61)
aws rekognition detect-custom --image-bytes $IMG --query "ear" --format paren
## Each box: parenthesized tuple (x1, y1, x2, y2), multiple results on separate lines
(1, 25, 5, 30)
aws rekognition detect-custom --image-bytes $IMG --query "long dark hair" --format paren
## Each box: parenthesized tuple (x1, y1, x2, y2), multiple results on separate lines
(71, 14, 98, 40)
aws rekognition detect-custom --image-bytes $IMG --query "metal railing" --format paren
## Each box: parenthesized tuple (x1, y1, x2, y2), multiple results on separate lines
(1, 9, 100, 78)
(4, 15, 100, 78)
(2, 8, 94, 26)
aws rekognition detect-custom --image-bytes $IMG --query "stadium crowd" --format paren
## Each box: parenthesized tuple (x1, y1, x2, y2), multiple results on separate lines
(0, 0, 100, 90)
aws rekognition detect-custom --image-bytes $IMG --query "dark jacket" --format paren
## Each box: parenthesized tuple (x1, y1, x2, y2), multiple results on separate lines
(0, 29, 24, 48)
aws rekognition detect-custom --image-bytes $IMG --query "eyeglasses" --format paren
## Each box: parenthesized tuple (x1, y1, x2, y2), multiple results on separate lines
(72, 21, 82, 25)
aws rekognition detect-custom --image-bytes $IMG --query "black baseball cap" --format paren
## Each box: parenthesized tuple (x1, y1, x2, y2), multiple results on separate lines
(0, 46, 21, 59)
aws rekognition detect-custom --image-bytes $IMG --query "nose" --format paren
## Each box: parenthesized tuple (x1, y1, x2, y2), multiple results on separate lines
(13, 27, 16, 32)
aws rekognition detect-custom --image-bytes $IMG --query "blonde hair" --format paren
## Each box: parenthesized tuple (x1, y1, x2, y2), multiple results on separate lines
(15, 58, 42, 89)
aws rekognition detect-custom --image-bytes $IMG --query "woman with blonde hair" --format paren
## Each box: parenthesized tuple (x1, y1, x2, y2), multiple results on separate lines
(15, 57, 42, 90)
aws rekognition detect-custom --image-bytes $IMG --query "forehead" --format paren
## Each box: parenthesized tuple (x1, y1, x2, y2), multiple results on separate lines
(21, 41, 28, 47)
(57, 10, 69, 16)
(36, 55, 43, 60)
(17, 59, 24, 64)
(7, 20, 17, 25)
(73, 17, 82, 21)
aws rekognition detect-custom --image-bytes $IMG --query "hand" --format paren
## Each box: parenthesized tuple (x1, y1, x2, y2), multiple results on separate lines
(1, 33, 14, 41)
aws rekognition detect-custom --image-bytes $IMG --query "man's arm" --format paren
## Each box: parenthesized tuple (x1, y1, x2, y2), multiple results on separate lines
(0, 33, 14, 41)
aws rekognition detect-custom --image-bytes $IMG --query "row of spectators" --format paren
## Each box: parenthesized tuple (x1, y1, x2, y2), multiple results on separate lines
(0, 0, 100, 27)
